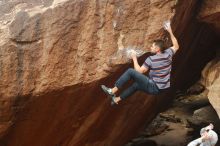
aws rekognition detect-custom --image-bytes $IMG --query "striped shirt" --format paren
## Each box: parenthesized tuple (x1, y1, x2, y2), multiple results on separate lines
(143, 48, 175, 89)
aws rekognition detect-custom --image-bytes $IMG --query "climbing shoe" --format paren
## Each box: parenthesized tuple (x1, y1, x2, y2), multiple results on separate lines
(101, 85, 115, 97)
(111, 96, 117, 106)
(101, 85, 117, 106)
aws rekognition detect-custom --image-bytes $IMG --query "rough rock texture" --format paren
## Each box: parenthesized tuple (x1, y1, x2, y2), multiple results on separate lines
(0, 0, 176, 146)
(126, 90, 220, 146)
(200, 53, 220, 118)
(198, 0, 220, 119)
(199, 0, 220, 35)
(0, 0, 220, 146)
(0, 0, 177, 96)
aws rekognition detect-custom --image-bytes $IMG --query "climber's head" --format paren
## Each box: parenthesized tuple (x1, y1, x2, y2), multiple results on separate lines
(151, 39, 165, 53)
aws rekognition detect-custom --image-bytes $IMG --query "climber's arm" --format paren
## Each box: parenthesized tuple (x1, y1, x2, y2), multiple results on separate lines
(132, 55, 148, 74)
(167, 24, 179, 53)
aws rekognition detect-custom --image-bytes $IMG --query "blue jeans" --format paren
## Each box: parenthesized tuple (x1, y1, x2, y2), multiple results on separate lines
(115, 68, 159, 99)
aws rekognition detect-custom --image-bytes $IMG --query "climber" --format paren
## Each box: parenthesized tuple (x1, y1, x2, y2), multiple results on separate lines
(187, 123, 218, 146)
(101, 20, 179, 105)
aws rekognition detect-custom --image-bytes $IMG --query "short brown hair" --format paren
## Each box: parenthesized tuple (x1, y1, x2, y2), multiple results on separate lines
(153, 39, 165, 52)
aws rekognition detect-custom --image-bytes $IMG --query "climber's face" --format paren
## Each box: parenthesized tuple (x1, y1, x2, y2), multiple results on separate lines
(150, 43, 160, 53)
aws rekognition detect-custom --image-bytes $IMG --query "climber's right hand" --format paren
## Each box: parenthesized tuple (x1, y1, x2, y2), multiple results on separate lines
(130, 50, 137, 59)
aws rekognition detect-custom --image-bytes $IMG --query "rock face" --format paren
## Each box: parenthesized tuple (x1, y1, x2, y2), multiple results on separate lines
(0, 0, 177, 97)
(200, 53, 220, 118)
(126, 89, 220, 146)
(0, 0, 220, 146)
(0, 0, 176, 146)
(199, 0, 220, 35)
(198, 0, 220, 119)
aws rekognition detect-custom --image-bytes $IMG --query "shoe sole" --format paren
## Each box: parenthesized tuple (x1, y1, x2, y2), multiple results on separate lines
(101, 85, 116, 105)
(101, 85, 113, 97)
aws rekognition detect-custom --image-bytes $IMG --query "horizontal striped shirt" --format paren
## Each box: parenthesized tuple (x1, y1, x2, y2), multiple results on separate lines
(143, 48, 175, 89)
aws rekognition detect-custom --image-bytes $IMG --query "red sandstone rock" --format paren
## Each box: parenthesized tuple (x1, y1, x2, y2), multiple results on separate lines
(3, 0, 220, 146)
(0, 1, 175, 145)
